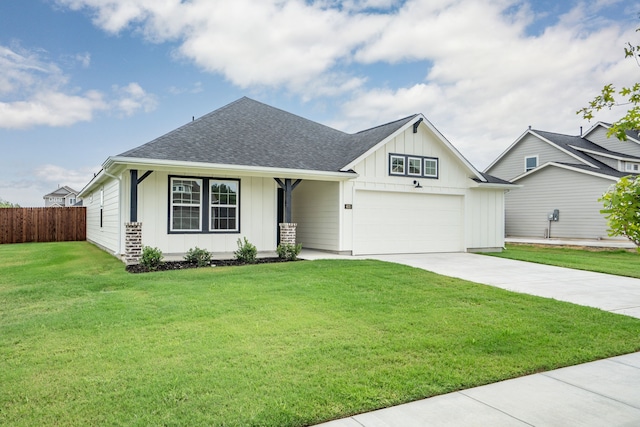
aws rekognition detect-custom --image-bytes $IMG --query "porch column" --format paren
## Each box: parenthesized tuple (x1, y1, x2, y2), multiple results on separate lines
(274, 178, 302, 245)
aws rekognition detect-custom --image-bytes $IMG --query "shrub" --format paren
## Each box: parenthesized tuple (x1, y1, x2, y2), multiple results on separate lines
(276, 243, 302, 261)
(234, 237, 257, 264)
(140, 246, 164, 271)
(184, 247, 212, 267)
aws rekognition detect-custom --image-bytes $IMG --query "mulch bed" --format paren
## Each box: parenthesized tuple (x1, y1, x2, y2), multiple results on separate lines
(126, 257, 297, 273)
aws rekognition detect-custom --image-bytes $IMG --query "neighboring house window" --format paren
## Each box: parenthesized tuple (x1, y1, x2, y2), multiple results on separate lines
(210, 181, 239, 231)
(390, 155, 405, 175)
(424, 158, 438, 178)
(408, 157, 422, 176)
(170, 178, 202, 231)
(525, 156, 538, 172)
(169, 176, 241, 234)
(625, 163, 640, 172)
(389, 154, 439, 179)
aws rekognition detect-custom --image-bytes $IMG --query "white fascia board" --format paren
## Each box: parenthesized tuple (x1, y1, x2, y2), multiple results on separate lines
(512, 162, 619, 182)
(104, 156, 358, 182)
(78, 168, 108, 197)
(570, 146, 640, 161)
(342, 114, 486, 182)
(470, 181, 522, 190)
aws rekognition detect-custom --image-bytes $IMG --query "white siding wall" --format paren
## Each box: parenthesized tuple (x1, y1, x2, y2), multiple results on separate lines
(465, 188, 505, 250)
(135, 170, 277, 255)
(487, 134, 577, 180)
(86, 177, 121, 254)
(586, 126, 640, 157)
(292, 180, 340, 251)
(506, 166, 617, 239)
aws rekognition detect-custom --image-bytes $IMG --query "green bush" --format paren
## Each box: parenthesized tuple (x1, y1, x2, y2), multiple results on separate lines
(140, 246, 164, 271)
(276, 243, 302, 261)
(184, 247, 212, 267)
(234, 237, 257, 264)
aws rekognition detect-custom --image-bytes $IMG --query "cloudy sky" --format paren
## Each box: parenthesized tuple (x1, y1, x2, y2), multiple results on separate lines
(1, 0, 637, 206)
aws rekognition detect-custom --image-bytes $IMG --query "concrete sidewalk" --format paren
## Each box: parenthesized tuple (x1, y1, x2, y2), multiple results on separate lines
(301, 249, 640, 426)
(314, 352, 640, 427)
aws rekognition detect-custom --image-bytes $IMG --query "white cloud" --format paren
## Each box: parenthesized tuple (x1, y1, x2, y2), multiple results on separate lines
(0, 44, 156, 129)
(52, 0, 638, 169)
(112, 82, 158, 116)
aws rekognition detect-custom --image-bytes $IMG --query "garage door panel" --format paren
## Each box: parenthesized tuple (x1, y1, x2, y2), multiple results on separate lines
(353, 191, 463, 255)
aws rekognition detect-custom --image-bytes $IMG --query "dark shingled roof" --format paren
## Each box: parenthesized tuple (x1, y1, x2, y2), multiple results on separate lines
(531, 129, 634, 178)
(119, 97, 416, 173)
(474, 173, 513, 185)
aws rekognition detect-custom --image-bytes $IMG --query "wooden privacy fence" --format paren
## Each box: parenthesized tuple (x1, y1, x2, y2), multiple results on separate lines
(0, 207, 86, 244)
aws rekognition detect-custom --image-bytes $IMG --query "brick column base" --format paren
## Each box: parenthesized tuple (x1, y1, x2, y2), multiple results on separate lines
(279, 223, 297, 245)
(125, 222, 143, 265)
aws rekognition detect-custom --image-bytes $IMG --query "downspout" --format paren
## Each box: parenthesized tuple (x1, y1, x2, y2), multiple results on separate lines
(103, 169, 123, 256)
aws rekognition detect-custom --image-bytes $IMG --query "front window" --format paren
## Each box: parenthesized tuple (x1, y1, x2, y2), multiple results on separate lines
(408, 157, 422, 176)
(210, 181, 239, 231)
(625, 163, 640, 172)
(525, 156, 538, 172)
(390, 155, 405, 175)
(424, 158, 438, 177)
(171, 178, 202, 231)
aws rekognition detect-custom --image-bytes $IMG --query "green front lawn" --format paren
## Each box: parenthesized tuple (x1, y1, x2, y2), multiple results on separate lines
(1, 242, 640, 426)
(486, 243, 640, 278)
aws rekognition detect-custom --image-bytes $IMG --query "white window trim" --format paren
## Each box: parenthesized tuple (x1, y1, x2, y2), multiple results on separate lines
(170, 177, 203, 232)
(407, 157, 422, 176)
(524, 155, 539, 172)
(424, 158, 438, 178)
(390, 155, 406, 175)
(209, 180, 239, 232)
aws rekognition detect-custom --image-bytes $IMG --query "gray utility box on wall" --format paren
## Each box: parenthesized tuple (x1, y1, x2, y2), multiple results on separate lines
(547, 209, 559, 222)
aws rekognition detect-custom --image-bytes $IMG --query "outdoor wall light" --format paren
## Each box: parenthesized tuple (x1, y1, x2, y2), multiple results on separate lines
(413, 180, 422, 188)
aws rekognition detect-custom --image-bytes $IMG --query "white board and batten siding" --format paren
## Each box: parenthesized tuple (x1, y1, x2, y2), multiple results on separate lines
(292, 181, 340, 252)
(465, 188, 505, 251)
(506, 166, 617, 239)
(487, 133, 577, 180)
(85, 177, 121, 254)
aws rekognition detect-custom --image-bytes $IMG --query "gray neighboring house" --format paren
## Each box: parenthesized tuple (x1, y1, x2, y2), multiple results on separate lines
(485, 122, 640, 239)
(43, 186, 82, 207)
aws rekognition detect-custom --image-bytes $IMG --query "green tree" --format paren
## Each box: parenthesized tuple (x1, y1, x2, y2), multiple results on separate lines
(600, 176, 640, 250)
(0, 198, 20, 208)
(577, 26, 640, 140)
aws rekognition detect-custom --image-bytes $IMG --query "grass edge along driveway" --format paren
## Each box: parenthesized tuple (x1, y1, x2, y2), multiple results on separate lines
(486, 243, 640, 278)
(1, 242, 640, 427)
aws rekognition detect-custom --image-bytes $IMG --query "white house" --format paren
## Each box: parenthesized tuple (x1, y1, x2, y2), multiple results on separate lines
(79, 97, 514, 263)
(485, 122, 639, 239)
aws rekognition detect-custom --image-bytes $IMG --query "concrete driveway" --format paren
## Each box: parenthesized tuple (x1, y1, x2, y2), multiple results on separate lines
(301, 250, 640, 319)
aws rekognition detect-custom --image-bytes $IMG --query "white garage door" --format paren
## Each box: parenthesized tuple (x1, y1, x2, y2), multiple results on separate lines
(353, 190, 464, 255)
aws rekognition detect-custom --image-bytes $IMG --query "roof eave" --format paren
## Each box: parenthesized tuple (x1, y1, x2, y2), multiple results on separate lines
(107, 156, 359, 181)
(511, 162, 619, 182)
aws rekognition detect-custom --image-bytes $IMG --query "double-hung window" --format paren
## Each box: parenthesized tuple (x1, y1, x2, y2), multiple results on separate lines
(171, 178, 202, 231)
(525, 156, 538, 172)
(424, 158, 438, 178)
(408, 157, 422, 176)
(390, 155, 405, 175)
(210, 180, 238, 231)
